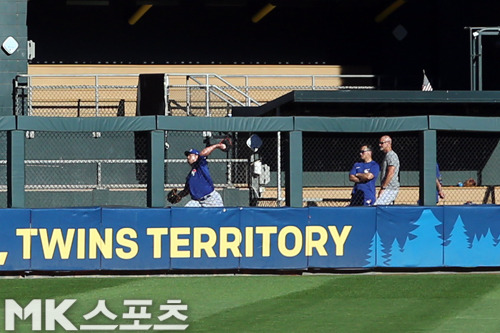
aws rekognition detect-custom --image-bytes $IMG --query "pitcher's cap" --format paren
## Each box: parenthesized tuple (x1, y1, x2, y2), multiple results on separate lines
(184, 148, 200, 156)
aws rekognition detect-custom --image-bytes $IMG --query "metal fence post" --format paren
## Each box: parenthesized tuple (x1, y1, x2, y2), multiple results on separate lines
(95, 74, 100, 116)
(8, 130, 25, 208)
(205, 74, 210, 117)
(277, 131, 284, 206)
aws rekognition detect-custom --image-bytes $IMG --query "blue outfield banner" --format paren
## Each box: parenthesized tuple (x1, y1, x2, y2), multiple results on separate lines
(376, 207, 444, 268)
(443, 205, 500, 267)
(29, 208, 102, 271)
(101, 208, 171, 270)
(307, 207, 376, 269)
(0, 209, 31, 271)
(170, 207, 241, 270)
(0, 206, 499, 272)
(239, 208, 309, 270)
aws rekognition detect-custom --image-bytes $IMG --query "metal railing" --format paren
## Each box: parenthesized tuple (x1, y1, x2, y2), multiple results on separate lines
(14, 73, 377, 117)
(24, 158, 248, 190)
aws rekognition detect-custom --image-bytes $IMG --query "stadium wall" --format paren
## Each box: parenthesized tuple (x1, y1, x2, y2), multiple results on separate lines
(1, 113, 500, 208)
(0, 205, 498, 272)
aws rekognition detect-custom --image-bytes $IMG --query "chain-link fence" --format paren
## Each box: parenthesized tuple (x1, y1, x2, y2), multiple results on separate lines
(15, 75, 138, 117)
(164, 130, 282, 208)
(15, 74, 377, 117)
(8, 122, 500, 208)
(21, 129, 283, 208)
(437, 131, 499, 205)
(292, 133, 419, 207)
(24, 131, 148, 208)
(296, 131, 500, 207)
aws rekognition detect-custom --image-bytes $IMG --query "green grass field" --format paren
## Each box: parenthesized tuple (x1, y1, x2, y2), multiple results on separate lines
(1, 273, 500, 332)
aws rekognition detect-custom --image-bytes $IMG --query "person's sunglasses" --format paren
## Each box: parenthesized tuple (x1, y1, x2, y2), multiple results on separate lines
(360, 150, 371, 153)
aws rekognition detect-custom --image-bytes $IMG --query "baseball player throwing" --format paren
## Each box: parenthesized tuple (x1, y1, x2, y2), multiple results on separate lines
(167, 141, 228, 207)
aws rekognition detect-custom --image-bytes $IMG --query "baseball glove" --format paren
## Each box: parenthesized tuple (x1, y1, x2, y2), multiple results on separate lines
(220, 136, 233, 152)
(167, 189, 182, 204)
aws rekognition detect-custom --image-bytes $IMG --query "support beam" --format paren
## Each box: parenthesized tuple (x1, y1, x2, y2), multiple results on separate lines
(285, 131, 303, 207)
(147, 130, 165, 207)
(419, 130, 437, 206)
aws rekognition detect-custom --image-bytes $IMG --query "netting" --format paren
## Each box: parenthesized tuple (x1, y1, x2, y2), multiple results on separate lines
(301, 133, 419, 207)
(437, 131, 499, 205)
(24, 131, 147, 208)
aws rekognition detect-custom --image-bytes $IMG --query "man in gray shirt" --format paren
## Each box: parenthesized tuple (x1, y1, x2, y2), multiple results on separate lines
(375, 135, 400, 205)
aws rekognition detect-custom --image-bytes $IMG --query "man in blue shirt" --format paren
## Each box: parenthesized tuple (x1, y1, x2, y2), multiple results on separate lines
(176, 142, 226, 207)
(349, 145, 380, 206)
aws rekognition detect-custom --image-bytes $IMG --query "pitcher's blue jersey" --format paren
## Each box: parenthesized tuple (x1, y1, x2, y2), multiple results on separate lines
(186, 156, 214, 200)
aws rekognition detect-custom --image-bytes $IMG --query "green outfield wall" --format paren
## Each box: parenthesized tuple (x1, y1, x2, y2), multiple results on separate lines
(0, 115, 496, 208)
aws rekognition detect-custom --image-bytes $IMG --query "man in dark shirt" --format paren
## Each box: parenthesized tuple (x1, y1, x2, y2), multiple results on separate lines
(349, 145, 380, 206)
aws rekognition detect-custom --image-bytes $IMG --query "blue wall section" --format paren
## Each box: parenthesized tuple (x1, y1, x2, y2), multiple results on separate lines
(101, 208, 171, 270)
(308, 207, 376, 269)
(0, 206, 499, 272)
(443, 206, 500, 267)
(170, 207, 240, 270)
(30, 208, 101, 271)
(376, 207, 444, 268)
(240, 208, 309, 270)
(0, 209, 31, 270)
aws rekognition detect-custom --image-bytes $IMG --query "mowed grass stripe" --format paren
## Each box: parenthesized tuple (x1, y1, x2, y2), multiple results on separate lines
(0, 277, 140, 301)
(429, 275, 500, 333)
(188, 274, 500, 332)
(0, 274, 499, 332)
(0, 275, 334, 332)
(0, 277, 145, 332)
